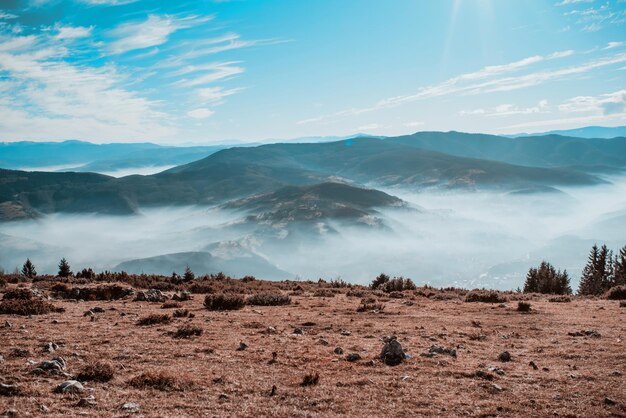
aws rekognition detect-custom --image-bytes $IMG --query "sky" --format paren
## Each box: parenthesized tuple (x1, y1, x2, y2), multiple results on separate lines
(0, 0, 625, 144)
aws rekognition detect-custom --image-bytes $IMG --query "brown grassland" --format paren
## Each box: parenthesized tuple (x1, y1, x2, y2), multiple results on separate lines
(0, 276, 625, 417)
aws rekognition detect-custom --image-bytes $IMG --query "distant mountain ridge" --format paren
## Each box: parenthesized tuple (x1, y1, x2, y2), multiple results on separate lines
(513, 126, 626, 139)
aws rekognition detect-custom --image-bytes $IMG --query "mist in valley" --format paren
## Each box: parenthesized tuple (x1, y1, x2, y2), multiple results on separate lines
(1, 174, 625, 290)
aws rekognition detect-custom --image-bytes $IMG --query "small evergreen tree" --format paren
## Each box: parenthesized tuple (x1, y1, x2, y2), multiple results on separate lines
(370, 273, 390, 290)
(523, 261, 571, 294)
(184, 266, 195, 281)
(578, 244, 614, 295)
(614, 245, 626, 286)
(21, 258, 37, 278)
(58, 258, 72, 278)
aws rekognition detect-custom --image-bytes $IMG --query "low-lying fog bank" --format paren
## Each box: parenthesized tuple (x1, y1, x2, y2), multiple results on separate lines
(1, 174, 625, 290)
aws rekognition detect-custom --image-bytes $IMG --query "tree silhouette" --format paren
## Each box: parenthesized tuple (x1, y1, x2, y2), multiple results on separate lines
(614, 245, 626, 287)
(58, 258, 72, 278)
(21, 258, 37, 278)
(524, 261, 571, 294)
(579, 244, 614, 295)
(184, 266, 195, 281)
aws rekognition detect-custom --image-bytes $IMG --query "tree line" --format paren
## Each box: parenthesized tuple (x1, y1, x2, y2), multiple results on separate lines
(524, 244, 626, 295)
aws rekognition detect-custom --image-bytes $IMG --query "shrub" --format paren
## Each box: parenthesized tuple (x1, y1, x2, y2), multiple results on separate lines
(0, 277, 6, 288)
(173, 309, 191, 318)
(548, 295, 571, 303)
(204, 294, 245, 311)
(301, 373, 319, 387)
(356, 300, 385, 312)
(517, 301, 532, 312)
(313, 289, 335, 298)
(77, 361, 114, 382)
(370, 273, 390, 290)
(173, 325, 203, 339)
(53, 285, 134, 301)
(241, 275, 256, 283)
(128, 371, 192, 391)
(329, 278, 350, 288)
(346, 288, 368, 298)
(605, 285, 626, 300)
(246, 292, 291, 306)
(2, 288, 34, 300)
(161, 301, 182, 309)
(136, 314, 171, 326)
(464, 290, 508, 303)
(187, 282, 215, 294)
(0, 299, 63, 315)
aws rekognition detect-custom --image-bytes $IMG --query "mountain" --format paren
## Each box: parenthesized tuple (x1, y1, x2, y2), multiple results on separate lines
(513, 126, 626, 139)
(0, 140, 224, 173)
(224, 182, 404, 224)
(114, 251, 292, 280)
(0, 136, 605, 221)
(388, 131, 626, 169)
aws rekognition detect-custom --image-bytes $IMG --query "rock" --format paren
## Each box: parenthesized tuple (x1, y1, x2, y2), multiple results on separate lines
(39, 405, 49, 413)
(0, 383, 20, 396)
(292, 327, 304, 335)
(604, 397, 617, 406)
(488, 367, 505, 376)
(427, 345, 457, 358)
(134, 289, 167, 303)
(318, 338, 329, 346)
(43, 342, 59, 353)
(121, 402, 140, 412)
(610, 370, 622, 377)
(3, 321, 11, 328)
(76, 396, 96, 407)
(269, 385, 277, 396)
(55, 380, 83, 394)
(33, 357, 66, 375)
(172, 291, 192, 302)
(490, 383, 504, 392)
(340, 330, 351, 336)
(2, 410, 18, 418)
(380, 336, 406, 366)
(236, 342, 248, 351)
(83, 310, 94, 317)
(346, 353, 361, 362)
(529, 361, 538, 370)
(334, 347, 344, 355)
(498, 351, 511, 362)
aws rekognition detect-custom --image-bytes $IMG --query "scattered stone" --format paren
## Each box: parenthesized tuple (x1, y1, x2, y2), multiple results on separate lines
(529, 361, 539, 370)
(340, 330, 351, 336)
(346, 353, 361, 362)
(604, 397, 617, 406)
(490, 383, 504, 392)
(427, 345, 457, 358)
(498, 351, 511, 362)
(83, 310, 93, 317)
(43, 342, 59, 353)
(568, 330, 601, 338)
(0, 383, 20, 397)
(268, 352, 277, 364)
(55, 380, 84, 394)
(270, 385, 277, 396)
(33, 357, 67, 375)
(172, 291, 192, 302)
(318, 338, 329, 346)
(2, 410, 17, 418)
(76, 396, 97, 408)
(489, 367, 505, 376)
(292, 327, 304, 335)
(236, 342, 248, 351)
(334, 347, 344, 355)
(39, 405, 49, 413)
(380, 336, 406, 366)
(218, 394, 229, 400)
(134, 289, 167, 303)
(121, 402, 140, 412)
(610, 370, 622, 377)
(4, 321, 11, 328)
(474, 370, 494, 381)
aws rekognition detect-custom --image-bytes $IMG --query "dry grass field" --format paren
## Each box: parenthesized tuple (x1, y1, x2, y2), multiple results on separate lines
(1, 278, 625, 417)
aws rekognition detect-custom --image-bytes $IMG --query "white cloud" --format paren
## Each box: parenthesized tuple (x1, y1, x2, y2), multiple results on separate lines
(559, 89, 626, 115)
(357, 123, 383, 131)
(174, 61, 244, 87)
(461, 100, 549, 117)
(197, 86, 244, 102)
(403, 121, 424, 128)
(556, 0, 594, 6)
(187, 108, 214, 119)
(0, 11, 18, 20)
(78, 0, 139, 4)
(605, 41, 625, 49)
(107, 14, 212, 54)
(54, 25, 93, 40)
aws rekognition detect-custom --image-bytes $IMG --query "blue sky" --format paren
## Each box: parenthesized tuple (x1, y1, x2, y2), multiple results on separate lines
(0, 0, 625, 143)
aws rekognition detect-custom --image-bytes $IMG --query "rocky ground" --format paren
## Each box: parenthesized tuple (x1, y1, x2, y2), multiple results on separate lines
(0, 280, 625, 417)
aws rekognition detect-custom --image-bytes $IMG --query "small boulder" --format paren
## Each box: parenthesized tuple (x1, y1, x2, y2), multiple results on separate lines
(334, 347, 344, 355)
(121, 402, 140, 412)
(346, 353, 361, 362)
(172, 291, 192, 302)
(55, 380, 83, 394)
(236, 342, 248, 351)
(0, 383, 20, 397)
(43, 342, 59, 353)
(380, 336, 406, 366)
(498, 351, 511, 362)
(134, 289, 167, 303)
(76, 396, 96, 407)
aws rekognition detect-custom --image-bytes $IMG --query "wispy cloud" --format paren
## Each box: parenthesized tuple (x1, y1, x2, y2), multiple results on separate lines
(559, 89, 626, 115)
(461, 100, 549, 117)
(173, 61, 244, 87)
(77, 0, 139, 5)
(107, 14, 213, 54)
(0, 11, 19, 20)
(54, 24, 93, 40)
(187, 108, 214, 119)
(555, 0, 595, 6)
(197, 86, 244, 102)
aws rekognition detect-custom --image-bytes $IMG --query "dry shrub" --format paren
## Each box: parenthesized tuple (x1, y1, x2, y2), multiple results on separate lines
(605, 285, 626, 300)
(313, 289, 335, 298)
(128, 370, 193, 391)
(329, 278, 350, 288)
(136, 314, 171, 326)
(356, 301, 385, 312)
(2, 288, 34, 300)
(464, 290, 508, 303)
(77, 361, 114, 382)
(346, 288, 368, 298)
(161, 301, 182, 309)
(173, 309, 191, 318)
(204, 294, 245, 311)
(301, 373, 319, 387)
(517, 301, 532, 312)
(381, 277, 416, 293)
(246, 292, 291, 306)
(187, 282, 215, 294)
(549, 295, 571, 303)
(241, 275, 256, 282)
(0, 299, 63, 315)
(53, 284, 133, 301)
(173, 325, 203, 339)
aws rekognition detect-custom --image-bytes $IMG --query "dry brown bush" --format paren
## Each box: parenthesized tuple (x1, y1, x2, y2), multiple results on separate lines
(605, 285, 626, 300)
(549, 295, 572, 303)
(161, 301, 182, 309)
(0, 299, 63, 315)
(76, 361, 114, 382)
(128, 370, 193, 391)
(246, 292, 291, 306)
(53, 284, 134, 301)
(172, 325, 203, 339)
(2, 288, 34, 300)
(464, 290, 508, 303)
(313, 289, 336, 297)
(136, 314, 171, 326)
(517, 301, 532, 312)
(204, 294, 245, 310)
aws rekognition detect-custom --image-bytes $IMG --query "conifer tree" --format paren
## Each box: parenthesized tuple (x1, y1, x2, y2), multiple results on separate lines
(58, 258, 72, 278)
(579, 244, 614, 295)
(184, 266, 195, 281)
(21, 258, 37, 278)
(524, 261, 571, 294)
(614, 245, 626, 286)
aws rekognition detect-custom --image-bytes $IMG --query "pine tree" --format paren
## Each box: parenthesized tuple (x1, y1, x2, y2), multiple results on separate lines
(524, 261, 571, 294)
(183, 266, 195, 281)
(614, 245, 626, 286)
(21, 258, 37, 278)
(523, 266, 539, 293)
(58, 258, 72, 278)
(579, 244, 615, 295)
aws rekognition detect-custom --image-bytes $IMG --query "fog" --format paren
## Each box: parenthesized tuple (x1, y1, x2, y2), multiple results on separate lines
(16, 165, 176, 177)
(1, 175, 625, 290)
